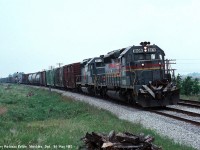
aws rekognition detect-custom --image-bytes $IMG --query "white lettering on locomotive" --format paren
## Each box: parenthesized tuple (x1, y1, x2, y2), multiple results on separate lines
(133, 49, 143, 53)
(148, 48, 156, 52)
(95, 59, 102, 62)
(133, 48, 156, 53)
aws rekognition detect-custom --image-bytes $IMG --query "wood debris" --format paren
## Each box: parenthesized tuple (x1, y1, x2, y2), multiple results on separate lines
(81, 130, 162, 150)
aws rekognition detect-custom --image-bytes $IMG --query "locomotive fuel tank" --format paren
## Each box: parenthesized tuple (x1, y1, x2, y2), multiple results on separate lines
(106, 90, 126, 101)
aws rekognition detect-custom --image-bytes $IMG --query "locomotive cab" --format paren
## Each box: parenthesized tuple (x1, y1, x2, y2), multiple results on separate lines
(80, 57, 105, 95)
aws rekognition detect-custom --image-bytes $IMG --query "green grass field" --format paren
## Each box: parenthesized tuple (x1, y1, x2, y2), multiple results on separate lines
(0, 84, 195, 150)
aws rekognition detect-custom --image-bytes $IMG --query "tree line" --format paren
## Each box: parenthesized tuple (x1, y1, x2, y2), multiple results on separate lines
(176, 74, 200, 96)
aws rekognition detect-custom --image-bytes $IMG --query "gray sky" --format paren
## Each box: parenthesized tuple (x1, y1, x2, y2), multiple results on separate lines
(0, 0, 200, 77)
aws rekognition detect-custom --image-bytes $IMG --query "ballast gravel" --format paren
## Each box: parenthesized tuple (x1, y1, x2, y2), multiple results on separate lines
(34, 86, 200, 149)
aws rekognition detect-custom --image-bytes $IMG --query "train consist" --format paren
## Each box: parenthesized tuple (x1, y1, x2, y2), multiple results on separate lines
(1, 42, 179, 107)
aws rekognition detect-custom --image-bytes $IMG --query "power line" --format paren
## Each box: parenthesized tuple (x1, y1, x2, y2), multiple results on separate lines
(176, 63, 200, 64)
(176, 59, 200, 60)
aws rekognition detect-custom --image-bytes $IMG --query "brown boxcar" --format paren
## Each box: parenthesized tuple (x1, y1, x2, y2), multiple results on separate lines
(63, 62, 81, 89)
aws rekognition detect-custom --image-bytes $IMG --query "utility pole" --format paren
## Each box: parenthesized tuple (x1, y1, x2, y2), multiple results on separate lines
(165, 59, 177, 81)
(49, 66, 54, 70)
(165, 59, 176, 74)
(56, 63, 63, 68)
(48, 66, 54, 92)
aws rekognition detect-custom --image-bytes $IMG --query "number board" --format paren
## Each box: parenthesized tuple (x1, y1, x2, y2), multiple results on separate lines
(133, 48, 156, 53)
(95, 59, 103, 62)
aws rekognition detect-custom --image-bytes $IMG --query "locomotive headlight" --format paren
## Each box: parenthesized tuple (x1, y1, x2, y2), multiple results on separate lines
(159, 62, 161, 65)
(141, 63, 145, 67)
(144, 46, 147, 52)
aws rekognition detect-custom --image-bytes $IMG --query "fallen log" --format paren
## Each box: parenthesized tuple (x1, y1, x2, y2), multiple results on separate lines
(81, 130, 162, 150)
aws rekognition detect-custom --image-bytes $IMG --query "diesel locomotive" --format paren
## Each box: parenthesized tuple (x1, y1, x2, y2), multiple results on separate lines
(1, 42, 180, 107)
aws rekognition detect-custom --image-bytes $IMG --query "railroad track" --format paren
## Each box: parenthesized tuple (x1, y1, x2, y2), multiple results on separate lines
(178, 99, 200, 109)
(148, 107, 200, 126)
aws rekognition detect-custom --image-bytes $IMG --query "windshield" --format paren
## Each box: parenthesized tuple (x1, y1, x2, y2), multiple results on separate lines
(96, 62, 105, 67)
(134, 53, 156, 60)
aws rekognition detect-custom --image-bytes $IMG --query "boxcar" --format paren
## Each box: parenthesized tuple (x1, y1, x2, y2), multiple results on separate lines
(63, 62, 81, 89)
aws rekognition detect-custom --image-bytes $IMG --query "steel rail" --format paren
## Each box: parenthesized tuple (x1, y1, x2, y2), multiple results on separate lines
(178, 102, 200, 109)
(148, 109, 200, 126)
(165, 107, 200, 117)
(179, 99, 200, 105)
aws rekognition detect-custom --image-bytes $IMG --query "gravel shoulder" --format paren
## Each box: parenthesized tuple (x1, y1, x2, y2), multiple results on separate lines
(33, 86, 200, 149)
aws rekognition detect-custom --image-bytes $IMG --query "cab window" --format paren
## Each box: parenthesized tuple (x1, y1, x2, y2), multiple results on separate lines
(122, 57, 126, 65)
(151, 54, 156, 60)
(134, 54, 144, 60)
(158, 54, 162, 60)
(96, 62, 105, 67)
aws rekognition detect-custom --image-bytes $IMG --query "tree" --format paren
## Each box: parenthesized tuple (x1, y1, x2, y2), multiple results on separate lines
(176, 73, 182, 89)
(181, 76, 193, 96)
(192, 78, 200, 95)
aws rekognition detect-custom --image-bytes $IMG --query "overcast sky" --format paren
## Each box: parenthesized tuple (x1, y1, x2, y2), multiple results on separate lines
(0, 0, 200, 77)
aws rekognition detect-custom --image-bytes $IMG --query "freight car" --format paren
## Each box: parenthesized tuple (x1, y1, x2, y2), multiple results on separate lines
(26, 71, 46, 86)
(7, 41, 179, 107)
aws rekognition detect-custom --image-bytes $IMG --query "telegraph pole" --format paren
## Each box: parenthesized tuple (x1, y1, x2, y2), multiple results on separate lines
(165, 59, 176, 74)
(56, 63, 63, 68)
(49, 66, 54, 70)
(165, 59, 176, 80)
(48, 66, 54, 92)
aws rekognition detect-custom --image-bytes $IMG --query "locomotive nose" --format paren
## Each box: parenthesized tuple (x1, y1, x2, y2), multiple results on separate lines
(155, 91, 162, 100)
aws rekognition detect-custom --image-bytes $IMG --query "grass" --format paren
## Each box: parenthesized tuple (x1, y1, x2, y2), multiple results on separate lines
(0, 84, 196, 150)
(180, 95, 200, 101)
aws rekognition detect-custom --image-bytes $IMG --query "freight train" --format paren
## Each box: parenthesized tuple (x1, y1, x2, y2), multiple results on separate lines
(1, 42, 179, 107)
